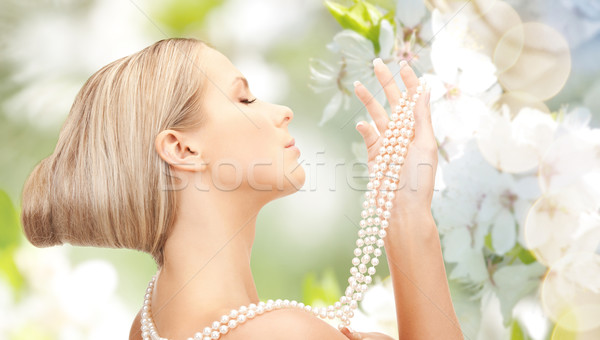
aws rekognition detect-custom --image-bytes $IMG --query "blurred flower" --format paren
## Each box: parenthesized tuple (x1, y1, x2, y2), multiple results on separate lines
(1, 245, 131, 339)
(477, 105, 557, 173)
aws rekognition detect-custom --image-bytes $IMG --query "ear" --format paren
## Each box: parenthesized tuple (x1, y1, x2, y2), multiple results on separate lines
(155, 129, 207, 172)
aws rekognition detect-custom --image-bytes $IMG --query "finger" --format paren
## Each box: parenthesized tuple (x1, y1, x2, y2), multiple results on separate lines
(340, 327, 353, 339)
(373, 58, 401, 113)
(398, 60, 420, 98)
(355, 121, 379, 153)
(412, 89, 435, 147)
(354, 81, 388, 134)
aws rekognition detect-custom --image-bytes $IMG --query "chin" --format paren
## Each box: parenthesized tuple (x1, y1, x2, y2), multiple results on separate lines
(279, 165, 306, 196)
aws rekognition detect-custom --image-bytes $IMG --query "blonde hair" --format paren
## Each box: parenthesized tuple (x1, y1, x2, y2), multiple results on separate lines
(21, 38, 208, 266)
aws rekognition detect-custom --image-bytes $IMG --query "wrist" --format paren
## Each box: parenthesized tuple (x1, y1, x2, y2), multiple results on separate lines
(392, 207, 434, 223)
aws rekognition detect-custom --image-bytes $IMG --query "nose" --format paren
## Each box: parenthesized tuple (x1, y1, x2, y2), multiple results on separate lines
(278, 105, 294, 126)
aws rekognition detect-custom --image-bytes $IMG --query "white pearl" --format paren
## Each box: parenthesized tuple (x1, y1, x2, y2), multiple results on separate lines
(374, 248, 382, 257)
(237, 315, 247, 324)
(352, 257, 360, 266)
(368, 267, 376, 275)
(377, 239, 385, 247)
(211, 330, 220, 339)
(228, 320, 237, 329)
(247, 310, 256, 318)
(220, 315, 229, 324)
(358, 264, 367, 273)
(212, 321, 220, 330)
(364, 276, 373, 284)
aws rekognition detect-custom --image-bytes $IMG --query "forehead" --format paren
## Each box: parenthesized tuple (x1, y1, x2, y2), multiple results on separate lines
(201, 47, 243, 87)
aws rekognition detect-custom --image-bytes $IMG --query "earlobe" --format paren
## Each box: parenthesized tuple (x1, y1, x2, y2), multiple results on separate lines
(154, 129, 207, 172)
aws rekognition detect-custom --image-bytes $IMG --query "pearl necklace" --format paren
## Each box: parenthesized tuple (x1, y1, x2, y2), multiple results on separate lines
(140, 79, 427, 340)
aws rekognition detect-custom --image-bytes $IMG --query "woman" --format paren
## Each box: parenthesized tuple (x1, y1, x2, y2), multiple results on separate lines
(21, 38, 462, 340)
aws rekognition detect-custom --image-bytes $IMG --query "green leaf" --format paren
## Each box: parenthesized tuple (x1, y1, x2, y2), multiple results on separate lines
(0, 190, 25, 296)
(302, 269, 342, 306)
(484, 233, 494, 252)
(0, 246, 25, 297)
(517, 248, 537, 264)
(510, 319, 527, 340)
(325, 0, 389, 54)
(0, 189, 21, 250)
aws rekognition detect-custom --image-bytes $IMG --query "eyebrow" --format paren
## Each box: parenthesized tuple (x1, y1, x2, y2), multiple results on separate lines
(233, 76, 250, 89)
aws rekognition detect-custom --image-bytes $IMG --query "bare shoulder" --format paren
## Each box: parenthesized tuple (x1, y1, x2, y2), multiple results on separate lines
(129, 309, 143, 340)
(227, 308, 349, 340)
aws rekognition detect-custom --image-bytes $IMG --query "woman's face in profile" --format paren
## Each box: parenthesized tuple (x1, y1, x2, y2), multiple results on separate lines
(193, 47, 305, 195)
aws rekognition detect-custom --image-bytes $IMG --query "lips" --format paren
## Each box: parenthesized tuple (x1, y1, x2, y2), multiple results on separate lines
(285, 138, 295, 148)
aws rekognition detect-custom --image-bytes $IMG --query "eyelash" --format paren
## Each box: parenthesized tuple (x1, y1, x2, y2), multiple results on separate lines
(241, 98, 257, 104)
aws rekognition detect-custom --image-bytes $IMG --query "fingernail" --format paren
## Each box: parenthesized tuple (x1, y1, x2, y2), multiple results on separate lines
(398, 60, 407, 68)
(355, 121, 364, 129)
(353, 80, 361, 87)
(373, 58, 383, 66)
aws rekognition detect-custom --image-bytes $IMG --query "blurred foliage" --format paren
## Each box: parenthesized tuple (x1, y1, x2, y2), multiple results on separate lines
(325, 0, 395, 54)
(0, 189, 25, 298)
(151, 0, 225, 35)
(302, 269, 343, 307)
(510, 319, 528, 340)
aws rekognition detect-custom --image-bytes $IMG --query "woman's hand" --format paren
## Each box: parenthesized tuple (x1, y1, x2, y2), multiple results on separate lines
(340, 326, 395, 340)
(353, 59, 437, 217)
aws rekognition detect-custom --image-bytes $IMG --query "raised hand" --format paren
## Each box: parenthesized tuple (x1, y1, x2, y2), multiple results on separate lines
(353, 58, 437, 218)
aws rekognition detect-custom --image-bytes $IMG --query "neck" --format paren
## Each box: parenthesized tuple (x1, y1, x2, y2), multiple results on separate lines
(151, 184, 266, 339)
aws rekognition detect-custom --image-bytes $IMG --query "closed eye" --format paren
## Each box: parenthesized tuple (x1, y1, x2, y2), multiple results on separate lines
(241, 98, 257, 104)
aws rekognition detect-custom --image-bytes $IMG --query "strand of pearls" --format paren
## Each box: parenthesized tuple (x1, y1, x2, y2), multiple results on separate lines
(140, 78, 427, 340)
